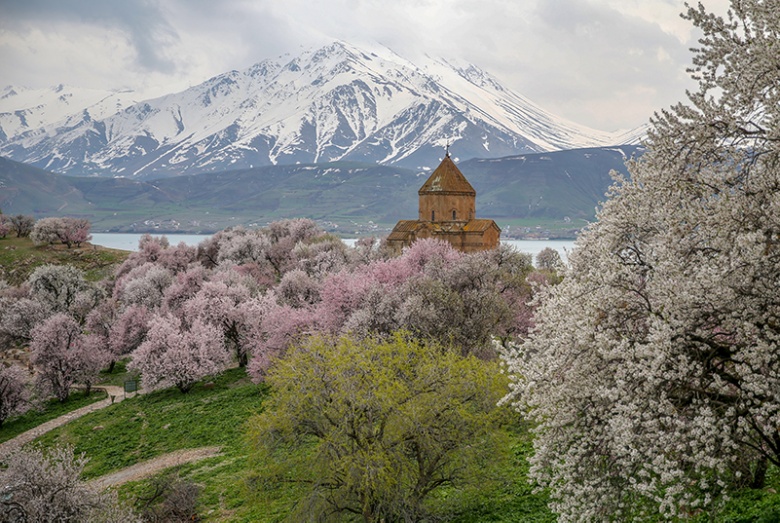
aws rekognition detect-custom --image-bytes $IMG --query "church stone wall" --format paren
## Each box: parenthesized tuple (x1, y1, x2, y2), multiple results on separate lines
(418, 193, 476, 223)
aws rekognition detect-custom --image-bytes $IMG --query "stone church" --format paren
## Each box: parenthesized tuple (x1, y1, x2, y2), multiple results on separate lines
(387, 152, 500, 253)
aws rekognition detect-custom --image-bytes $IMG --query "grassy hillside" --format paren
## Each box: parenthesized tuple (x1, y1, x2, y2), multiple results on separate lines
(463, 146, 640, 221)
(0, 157, 96, 216)
(0, 234, 129, 285)
(31, 368, 555, 522)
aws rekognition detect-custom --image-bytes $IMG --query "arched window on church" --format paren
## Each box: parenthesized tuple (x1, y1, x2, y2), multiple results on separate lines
(452, 210, 457, 220)
(431, 210, 435, 221)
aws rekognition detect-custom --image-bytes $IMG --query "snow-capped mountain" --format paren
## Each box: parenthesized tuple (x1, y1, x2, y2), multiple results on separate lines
(0, 85, 138, 143)
(0, 41, 644, 178)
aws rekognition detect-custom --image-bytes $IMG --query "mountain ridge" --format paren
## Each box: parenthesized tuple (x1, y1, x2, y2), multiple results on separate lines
(0, 41, 645, 179)
(0, 145, 642, 236)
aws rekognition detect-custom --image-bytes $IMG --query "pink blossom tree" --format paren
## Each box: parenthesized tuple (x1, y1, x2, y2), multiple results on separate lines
(30, 217, 92, 248)
(314, 269, 374, 334)
(309, 240, 534, 357)
(113, 234, 170, 281)
(183, 279, 254, 367)
(397, 237, 463, 275)
(84, 300, 118, 372)
(161, 265, 208, 317)
(113, 234, 195, 284)
(155, 240, 197, 273)
(0, 364, 30, 427)
(59, 217, 92, 248)
(246, 295, 317, 381)
(29, 313, 103, 402)
(129, 314, 229, 393)
(108, 304, 152, 362)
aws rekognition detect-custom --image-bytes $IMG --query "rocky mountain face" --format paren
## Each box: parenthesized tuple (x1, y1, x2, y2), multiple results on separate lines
(0, 42, 644, 179)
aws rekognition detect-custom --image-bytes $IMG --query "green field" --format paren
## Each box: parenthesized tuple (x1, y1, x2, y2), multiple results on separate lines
(0, 234, 129, 285)
(26, 368, 553, 521)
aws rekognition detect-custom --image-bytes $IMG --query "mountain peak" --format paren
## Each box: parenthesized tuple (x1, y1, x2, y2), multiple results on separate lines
(0, 41, 644, 178)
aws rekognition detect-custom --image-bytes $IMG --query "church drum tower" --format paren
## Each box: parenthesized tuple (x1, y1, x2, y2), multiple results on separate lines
(387, 151, 500, 253)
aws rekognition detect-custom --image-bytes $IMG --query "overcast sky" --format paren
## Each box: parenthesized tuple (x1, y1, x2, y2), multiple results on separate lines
(0, 0, 731, 132)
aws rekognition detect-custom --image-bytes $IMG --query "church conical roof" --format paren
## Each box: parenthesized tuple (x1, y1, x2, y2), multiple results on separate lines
(418, 154, 476, 195)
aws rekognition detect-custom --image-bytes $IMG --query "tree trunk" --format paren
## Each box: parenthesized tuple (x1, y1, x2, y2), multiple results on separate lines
(752, 457, 768, 489)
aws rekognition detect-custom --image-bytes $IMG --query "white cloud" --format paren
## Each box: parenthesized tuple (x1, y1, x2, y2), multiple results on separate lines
(0, 0, 734, 131)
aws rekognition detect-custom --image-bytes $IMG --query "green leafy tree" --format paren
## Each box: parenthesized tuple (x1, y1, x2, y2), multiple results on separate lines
(248, 332, 510, 522)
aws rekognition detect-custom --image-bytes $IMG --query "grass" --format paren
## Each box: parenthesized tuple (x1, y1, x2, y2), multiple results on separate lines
(96, 359, 139, 388)
(0, 233, 129, 284)
(35, 368, 263, 477)
(26, 367, 553, 521)
(35, 367, 281, 520)
(0, 389, 107, 443)
(692, 466, 780, 523)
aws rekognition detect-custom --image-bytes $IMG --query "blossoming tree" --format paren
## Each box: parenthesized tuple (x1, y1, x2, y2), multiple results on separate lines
(501, 1, 780, 519)
(129, 314, 229, 393)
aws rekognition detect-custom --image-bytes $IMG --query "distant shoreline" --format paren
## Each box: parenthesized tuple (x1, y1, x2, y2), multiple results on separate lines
(90, 233, 576, 261)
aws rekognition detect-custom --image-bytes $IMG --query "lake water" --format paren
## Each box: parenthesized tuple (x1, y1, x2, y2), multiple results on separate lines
(91, 233, 576, 261)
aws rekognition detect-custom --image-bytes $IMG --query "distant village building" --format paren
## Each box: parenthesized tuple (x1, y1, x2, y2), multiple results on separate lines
(387, 151, 500, 253)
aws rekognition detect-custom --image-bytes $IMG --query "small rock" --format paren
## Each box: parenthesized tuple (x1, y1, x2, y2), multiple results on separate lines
(93, 425, 104, 431)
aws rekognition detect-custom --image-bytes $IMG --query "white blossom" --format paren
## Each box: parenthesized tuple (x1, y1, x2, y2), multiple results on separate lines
(501, 1, 780, 519)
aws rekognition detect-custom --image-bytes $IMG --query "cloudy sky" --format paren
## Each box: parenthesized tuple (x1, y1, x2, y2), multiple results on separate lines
(0, 0, 730, 132)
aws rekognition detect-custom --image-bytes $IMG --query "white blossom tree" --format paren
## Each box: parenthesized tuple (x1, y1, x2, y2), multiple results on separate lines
(501, 1, 780, 520)
(0, 214, 11, 238)
(26, 264, 92, 315)
(0, 295, 52, 343)
(0, 445, 138, 522)
(183, 279, 254, 367)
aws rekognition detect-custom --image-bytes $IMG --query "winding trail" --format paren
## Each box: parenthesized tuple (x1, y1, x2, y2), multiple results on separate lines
(89, 447, 223, 489)
(0, 385, 224, 491)
(0, 385, 128, 460)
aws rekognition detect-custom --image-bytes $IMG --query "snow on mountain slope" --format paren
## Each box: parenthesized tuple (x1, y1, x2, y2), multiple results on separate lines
(0, 41, 643, 178)
(0, 84, 138, 142)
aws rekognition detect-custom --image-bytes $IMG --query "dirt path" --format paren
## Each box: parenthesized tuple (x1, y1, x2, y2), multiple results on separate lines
(0, 385, 129, 460)
(1, 384, 223, 492)
(90, 446, 223, 490)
